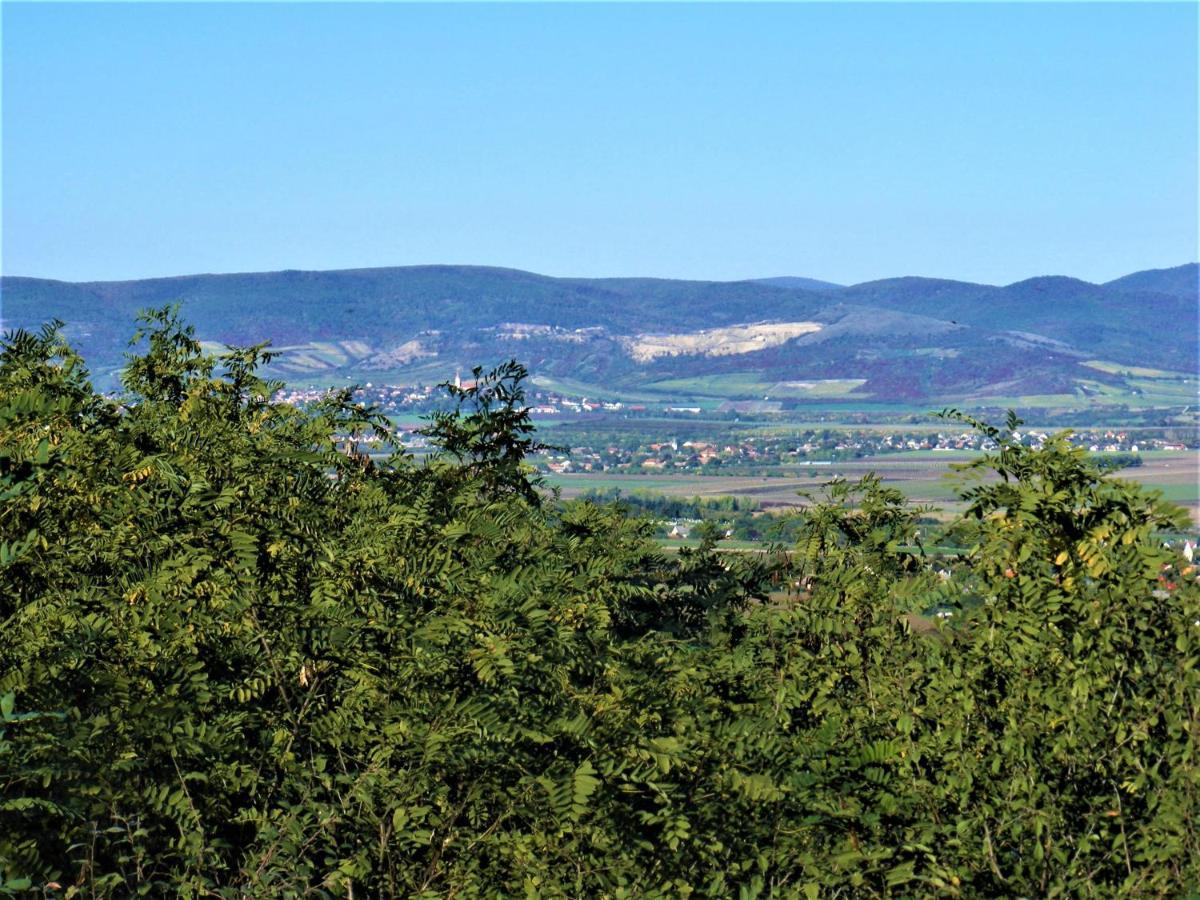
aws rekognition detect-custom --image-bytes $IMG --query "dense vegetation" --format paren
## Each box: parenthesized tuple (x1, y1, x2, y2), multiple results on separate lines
(2, 310, 1198, 896)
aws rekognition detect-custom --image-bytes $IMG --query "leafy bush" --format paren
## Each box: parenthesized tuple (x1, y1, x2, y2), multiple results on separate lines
(1, 312, 1196, 895)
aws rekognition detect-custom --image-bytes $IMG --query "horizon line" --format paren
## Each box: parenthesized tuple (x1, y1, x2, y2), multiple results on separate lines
(3, 260, 1196, 292)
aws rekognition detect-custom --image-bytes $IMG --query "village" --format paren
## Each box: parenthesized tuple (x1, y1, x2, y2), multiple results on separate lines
(276, 378, 646, 417)
(532, 428, 1191, 475)
(276, 379, 1196, 475)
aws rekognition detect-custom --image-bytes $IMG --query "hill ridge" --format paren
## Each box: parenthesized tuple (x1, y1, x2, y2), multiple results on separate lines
(2, 263, 1195, 402)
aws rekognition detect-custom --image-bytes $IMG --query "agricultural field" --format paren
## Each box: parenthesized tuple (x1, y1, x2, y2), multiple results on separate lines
(547, 460, 967, 516)
(1082, 359, 1187, 378)
(642, 372, 867, 399)
(959, 380, 1197, 410)
(548, 449, 1200, 525)
(1132, 451, 1200, 520)
(523, 359, 1195, 416)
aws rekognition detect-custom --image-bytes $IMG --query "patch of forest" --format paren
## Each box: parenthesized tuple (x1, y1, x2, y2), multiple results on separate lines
(1, 309, 1198, 895)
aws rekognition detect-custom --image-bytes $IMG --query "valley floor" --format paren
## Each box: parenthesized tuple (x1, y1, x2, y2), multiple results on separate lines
(547, 449, 1200, 525)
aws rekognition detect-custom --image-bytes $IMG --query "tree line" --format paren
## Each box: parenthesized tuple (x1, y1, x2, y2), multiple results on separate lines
(1, 309, 1197, 895)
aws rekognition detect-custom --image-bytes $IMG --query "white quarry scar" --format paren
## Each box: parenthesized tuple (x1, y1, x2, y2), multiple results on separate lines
(622, 321, 823, 362)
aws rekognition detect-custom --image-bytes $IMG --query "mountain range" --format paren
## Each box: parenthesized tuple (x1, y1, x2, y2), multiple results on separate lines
(2, 262, 1196, 405)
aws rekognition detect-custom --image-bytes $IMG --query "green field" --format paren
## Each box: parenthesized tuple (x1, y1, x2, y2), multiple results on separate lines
(548, 450, 1200, 524)
(1082, 359, 1189, 378)
(534, 363, 1196, 416)
(642, 372, 771, 398)
(642, 372, 868, 399)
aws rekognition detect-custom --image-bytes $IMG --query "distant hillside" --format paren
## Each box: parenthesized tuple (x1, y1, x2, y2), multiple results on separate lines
(2, 267, 829, 349)
(752, 276, 844, 292)
(834, 276, 995, 310)
(2, 263, 1196, 404)
(1104, 263, 1199, 300)
(833, 274, 1196, 373)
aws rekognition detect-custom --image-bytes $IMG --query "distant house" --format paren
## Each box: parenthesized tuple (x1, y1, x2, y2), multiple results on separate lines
(668, 523, 690, 539)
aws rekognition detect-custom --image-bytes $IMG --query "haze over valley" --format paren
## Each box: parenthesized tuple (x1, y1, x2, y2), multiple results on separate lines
(4, 261, 1196, 410)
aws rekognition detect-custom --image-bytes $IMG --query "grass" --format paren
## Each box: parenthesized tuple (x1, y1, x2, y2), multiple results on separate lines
(769, 379, 868, 398)
(953, 392, 1088, 410)
(1124, 377, 1199, 405)
(639, 373, 868, 401)
(950, 369, 1198, 412)
(642, 372, 773, 398)
(1149, 484, 1200, 503)
(1082, 360, 1188, 378)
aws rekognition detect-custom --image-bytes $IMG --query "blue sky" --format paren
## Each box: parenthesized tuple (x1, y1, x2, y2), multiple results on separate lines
(2, 2, 1196, 285)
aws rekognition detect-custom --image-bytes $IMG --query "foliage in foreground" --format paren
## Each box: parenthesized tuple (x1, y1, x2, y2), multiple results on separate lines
(1, 310, 1198, 896)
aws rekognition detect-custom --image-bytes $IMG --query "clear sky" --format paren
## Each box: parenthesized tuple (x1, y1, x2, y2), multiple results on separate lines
(2, 2, 1196, 285)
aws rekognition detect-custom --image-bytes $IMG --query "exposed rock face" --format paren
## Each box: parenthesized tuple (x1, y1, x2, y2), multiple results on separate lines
(621, 321, 823, 362)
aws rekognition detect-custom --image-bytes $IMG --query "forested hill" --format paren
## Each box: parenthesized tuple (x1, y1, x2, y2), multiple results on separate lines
(2, 262, 1196, 399)
(1103, 261, 1199, 298)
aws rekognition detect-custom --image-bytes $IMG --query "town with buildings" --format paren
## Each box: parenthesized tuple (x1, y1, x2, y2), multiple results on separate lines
(276, 379, 1196, 475)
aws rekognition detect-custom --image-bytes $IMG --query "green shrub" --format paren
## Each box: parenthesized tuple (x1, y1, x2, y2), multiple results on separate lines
(1, 312, 1196, 895)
